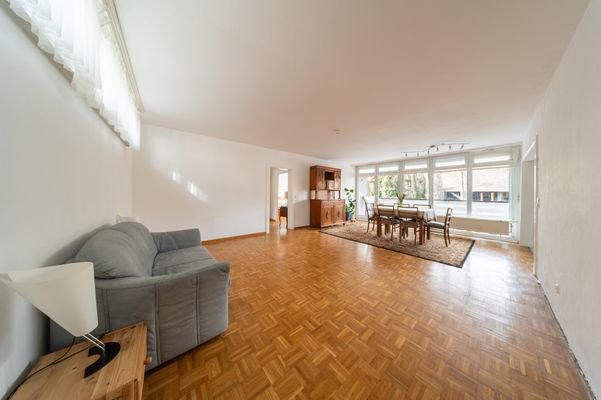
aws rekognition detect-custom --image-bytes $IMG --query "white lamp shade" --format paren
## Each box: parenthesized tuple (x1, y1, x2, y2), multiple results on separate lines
(0, 262, 98, 337)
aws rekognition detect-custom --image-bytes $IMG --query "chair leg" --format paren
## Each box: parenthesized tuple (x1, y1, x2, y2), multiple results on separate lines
(427, 227, 430, 240)
(444, 230, 448, 247)
(447, 228, 451, 244)
(366, 220, 370, 233)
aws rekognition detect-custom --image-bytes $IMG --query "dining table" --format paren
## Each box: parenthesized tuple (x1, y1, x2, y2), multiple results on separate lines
(375, 205, 437, 244)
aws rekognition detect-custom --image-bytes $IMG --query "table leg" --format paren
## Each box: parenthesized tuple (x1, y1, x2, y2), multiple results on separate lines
(419, 219, 425, 244)
(377, 219, 382, 237)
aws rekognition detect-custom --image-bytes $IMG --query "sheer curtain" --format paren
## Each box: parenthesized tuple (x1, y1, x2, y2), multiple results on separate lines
(7, 0, 141, 148)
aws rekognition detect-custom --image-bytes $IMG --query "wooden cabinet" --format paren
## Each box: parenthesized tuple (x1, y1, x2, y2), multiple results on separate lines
(12, 323, 148, 400)
(310, 166, 345, 227)
(311, 200, 345, 227)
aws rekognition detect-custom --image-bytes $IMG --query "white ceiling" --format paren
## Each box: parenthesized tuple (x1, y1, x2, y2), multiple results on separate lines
(116, 0, 588, 164)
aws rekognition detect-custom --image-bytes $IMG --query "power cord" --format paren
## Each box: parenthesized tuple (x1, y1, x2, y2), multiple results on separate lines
(7, 337, 92, 399)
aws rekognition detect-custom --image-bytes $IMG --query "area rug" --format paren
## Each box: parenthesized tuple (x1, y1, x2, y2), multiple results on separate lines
(320, 221, 475, 268)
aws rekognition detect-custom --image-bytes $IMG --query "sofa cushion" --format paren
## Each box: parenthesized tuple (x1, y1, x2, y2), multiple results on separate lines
(74, 222, 158, 278)
(153, 246, 216, 276)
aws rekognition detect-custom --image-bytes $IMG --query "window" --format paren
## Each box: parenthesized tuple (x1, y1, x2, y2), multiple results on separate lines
(357, 175, 376, 216)
(433, 169, 467, 216)
(355, 145, 518, 226)
(435, 155, 465, 168)
(374, 164, 398, 205)
(404, 159, 428, 171)
(472, 167, 511, 220)
(378, 174, 398, 205)
(358, 166, 376, 174)
(6, 0, 141, 148)
(403, 172, 429, 205)
(473, 149, 515, 165)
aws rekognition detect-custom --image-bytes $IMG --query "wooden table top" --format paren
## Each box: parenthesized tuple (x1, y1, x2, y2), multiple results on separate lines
(12, 322, 147, 400)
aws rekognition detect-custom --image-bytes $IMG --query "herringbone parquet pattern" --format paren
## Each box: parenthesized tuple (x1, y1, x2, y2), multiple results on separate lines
(143, 225, 592, 399)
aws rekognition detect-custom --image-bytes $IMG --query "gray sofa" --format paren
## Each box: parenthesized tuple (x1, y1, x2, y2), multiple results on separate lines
(50, 222, 230, 369)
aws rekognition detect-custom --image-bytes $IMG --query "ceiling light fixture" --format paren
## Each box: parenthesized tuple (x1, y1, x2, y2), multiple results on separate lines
(399, 142, 469, 159)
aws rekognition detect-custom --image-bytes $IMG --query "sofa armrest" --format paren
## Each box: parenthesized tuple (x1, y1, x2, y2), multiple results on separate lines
(93, 261, 229, 367)
(152, 228, 201, 252)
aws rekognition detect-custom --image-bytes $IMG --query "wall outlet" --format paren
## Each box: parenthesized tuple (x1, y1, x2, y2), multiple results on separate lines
(555, 283, 560, 294)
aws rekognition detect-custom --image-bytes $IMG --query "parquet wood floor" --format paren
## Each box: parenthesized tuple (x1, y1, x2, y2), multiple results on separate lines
(143, 225, 592, 400)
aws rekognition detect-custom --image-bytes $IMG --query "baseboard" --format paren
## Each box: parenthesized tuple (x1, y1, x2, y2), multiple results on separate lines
(203, 232, 266, 244)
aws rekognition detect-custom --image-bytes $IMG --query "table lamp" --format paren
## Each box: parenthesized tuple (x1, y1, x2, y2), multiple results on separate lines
(0, 262, 120, 377)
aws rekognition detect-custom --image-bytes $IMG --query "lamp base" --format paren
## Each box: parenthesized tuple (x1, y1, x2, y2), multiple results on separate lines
(84, 342, 121, 378)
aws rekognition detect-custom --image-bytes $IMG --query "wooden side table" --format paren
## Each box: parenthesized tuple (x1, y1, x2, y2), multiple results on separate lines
(12, 322, 148, 400)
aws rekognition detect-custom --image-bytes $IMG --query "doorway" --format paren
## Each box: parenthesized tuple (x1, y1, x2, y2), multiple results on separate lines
(520, 136, 538, 275)
(267, 167, 292, 233)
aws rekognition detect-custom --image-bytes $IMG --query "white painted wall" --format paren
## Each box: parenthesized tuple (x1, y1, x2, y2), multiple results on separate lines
(133, 125, 350, 239)
(0, 7, 133, 399)
(527, 0, 601, 395)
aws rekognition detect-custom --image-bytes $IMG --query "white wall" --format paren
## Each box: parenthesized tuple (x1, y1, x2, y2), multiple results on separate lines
(133, 125, 350, 239)
(527, 0, 601, 395)
(0, 7, 132, 398)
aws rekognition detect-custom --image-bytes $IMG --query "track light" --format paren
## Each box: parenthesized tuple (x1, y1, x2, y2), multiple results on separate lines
(460, 144, 464, 150)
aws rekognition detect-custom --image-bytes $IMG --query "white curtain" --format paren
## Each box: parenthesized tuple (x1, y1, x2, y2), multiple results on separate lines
(7, 0, 141, 148)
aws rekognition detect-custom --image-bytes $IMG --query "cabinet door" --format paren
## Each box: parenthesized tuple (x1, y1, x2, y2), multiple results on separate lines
(321, 202, 333, 226)
(333, 202, 345, 224)
(316, 169, 325, 190)
(334, 171, 341, 190)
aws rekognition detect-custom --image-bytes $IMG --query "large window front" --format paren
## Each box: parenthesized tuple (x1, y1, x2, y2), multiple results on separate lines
(355, 146, 518, 222)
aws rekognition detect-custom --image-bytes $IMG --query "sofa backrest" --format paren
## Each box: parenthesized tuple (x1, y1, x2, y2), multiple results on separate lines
(73, 222, 158, 278)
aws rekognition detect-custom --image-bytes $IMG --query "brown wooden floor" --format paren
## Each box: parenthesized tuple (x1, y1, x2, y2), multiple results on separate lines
(143, 224, 592, 399)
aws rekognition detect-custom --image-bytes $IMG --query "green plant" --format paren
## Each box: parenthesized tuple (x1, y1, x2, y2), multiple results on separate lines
(343, 188, 356, 214)
(397, 192, 407, 204)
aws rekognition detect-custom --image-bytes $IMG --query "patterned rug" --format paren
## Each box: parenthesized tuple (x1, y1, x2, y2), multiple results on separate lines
(320, 221, 475, 268)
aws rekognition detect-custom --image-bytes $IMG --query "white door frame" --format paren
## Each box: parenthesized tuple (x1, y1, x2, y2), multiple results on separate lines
(265, 166, 294, 233)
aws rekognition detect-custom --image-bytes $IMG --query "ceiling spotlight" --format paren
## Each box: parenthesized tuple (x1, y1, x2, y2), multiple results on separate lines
(427, 149, 430, 154)
(436, 146, 439, 152)
(449, 145, 452, 150)
(460, 144, 465, 150)
(405, 153, 407, 157)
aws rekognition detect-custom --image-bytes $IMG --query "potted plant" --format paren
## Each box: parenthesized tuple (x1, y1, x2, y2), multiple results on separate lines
(344, 188, 356, 221)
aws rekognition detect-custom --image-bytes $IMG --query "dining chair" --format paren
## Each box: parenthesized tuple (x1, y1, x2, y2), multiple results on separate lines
(364, 197, 378, 232)
(399, 207, 421, 245)
(426, 207, 453, 246)
(377, 204, 399, 239)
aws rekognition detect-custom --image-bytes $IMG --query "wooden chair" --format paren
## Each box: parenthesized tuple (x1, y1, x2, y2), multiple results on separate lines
(364, 197, 378, 232)
(377, 204, 399, 240)
(279, 206, 288, 228)
(399, 207, 421, 245)
(426, 207, 453, 246)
